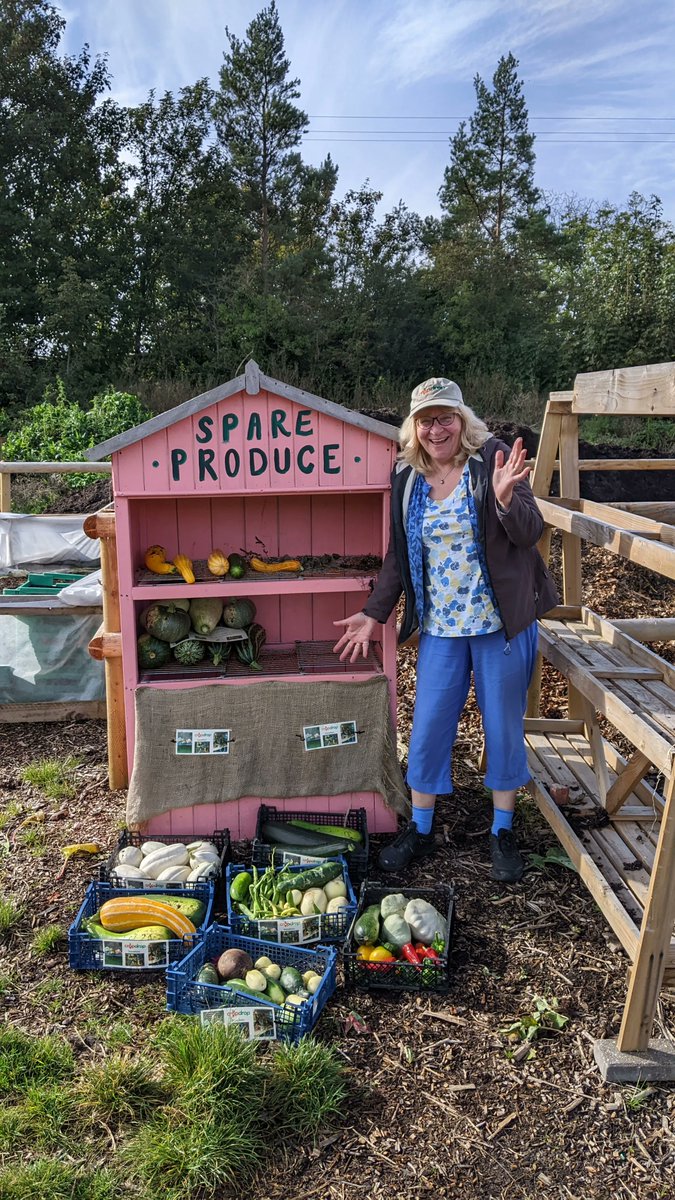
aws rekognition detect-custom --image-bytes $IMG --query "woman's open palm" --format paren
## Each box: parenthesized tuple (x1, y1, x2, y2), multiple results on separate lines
(492, 437, 530, 510)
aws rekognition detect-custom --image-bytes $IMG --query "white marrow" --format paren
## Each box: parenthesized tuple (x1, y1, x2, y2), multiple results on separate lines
(141, 844, 190, 877)
(117, 846, 143, 868)
(156, 864, 192, 883)
(110, 864, 147, 882)
(140, 841, 167, 856)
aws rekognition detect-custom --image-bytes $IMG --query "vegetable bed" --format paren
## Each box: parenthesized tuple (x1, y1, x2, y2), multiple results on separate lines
(69, 880, 214, 971)
(343, 882, 455, 992)
(226, 859, 356, 944)
(166, 927, 338, 1042)
(252, 804, 369, 883)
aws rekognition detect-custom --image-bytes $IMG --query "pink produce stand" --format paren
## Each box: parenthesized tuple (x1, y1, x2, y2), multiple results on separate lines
(86, 362, 402, 837)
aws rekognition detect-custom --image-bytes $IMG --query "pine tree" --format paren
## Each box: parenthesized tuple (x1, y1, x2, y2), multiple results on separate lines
(439, 52, 540, 243)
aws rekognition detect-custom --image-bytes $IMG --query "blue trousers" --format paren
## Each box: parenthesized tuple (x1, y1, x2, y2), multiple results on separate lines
(406, 623, 538, 795)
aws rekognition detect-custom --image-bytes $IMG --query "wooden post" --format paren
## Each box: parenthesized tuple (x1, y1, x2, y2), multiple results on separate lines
(617, 772, 675, 1052)
(84, 509, 128, 790)
(0, 471, 10, 513)
(527, 397, 565, 719)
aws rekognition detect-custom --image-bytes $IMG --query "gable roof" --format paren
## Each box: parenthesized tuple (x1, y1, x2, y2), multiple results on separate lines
(85, 360, 401, 461)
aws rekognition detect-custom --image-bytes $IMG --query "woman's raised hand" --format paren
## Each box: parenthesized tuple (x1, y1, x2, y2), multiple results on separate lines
(492, 436, 530, 511)
(333, 611, 379, 663)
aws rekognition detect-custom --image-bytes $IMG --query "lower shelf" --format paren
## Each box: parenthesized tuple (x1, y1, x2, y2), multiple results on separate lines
(138, 639, 383, 684)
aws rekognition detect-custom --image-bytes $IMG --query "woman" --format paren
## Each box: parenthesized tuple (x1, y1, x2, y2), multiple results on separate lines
(333, 377, 558, 882)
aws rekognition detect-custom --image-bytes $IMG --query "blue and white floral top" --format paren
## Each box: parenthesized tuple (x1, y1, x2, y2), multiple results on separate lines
(419, 464, 502, 637)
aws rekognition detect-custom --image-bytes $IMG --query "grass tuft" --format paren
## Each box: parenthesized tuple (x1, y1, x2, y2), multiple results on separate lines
(75, 1053, 166, 1126)
(0, 896, 23, 934)
(267, 1038, 348, 1138)
(0, 1159, 121, 1200)
(0, 1027, 74, 1099)
(31, 924, 65, 956)
(20, 755, 81, 800)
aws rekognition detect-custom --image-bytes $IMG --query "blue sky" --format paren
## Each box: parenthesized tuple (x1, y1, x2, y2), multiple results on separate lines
(61, 0, 675, 222)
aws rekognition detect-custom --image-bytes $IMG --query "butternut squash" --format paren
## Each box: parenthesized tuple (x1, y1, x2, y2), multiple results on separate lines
(250, 555, 302, 574)
(173, 554, 195, 585)
(98, 896, 197, 938)
(207, 549, 229, 577)
(144, 545, 176, 575)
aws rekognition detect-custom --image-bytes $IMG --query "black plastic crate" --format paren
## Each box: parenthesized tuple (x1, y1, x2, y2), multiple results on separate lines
(343, 882, 455, 993)
(69, 880, 214, 972)
(226, 859, 357, 944)
(252, 805, 369, 884)
(100, 829, 231, 901)
(166, 925, 338, 1043)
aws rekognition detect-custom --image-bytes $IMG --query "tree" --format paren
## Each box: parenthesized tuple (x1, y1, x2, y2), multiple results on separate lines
(439, 52, 539, 244)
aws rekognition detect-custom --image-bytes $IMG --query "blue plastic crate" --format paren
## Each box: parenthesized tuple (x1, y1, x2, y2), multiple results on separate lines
(68, 880, 214, 972)
(166, 925, 338, 1043)
(226, 859, 356, 944)
(251, 805, 369, 885)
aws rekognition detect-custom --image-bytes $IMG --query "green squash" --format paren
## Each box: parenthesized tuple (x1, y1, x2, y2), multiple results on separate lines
(137, 634, 172, 669)
(222, 597, 257, 628)
(144, 603, 191, 644)
(173, 639, 206, 665)
(189, 596, 223, 635)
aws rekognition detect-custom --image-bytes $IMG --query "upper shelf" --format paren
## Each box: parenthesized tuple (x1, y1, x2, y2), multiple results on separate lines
(132, 556, 382, 599)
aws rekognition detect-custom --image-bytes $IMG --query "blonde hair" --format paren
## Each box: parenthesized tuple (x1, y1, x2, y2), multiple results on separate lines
(398, 404, 491, 474)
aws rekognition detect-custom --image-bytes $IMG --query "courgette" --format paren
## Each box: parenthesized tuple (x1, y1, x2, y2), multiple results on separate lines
(228, 553, 246, 579)
(261, 820, 345, 850)
(353, 903, 381, 946)
(287, 819, 363, 844)
(269, 840, 353, 858)
(224, 978, 269, 1002)
(276, 861, 343, 896)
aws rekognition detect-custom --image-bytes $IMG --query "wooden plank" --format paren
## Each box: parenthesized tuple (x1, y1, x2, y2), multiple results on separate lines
(0, 470, 11, 512)
(537, 499, 675, 581)
(539, 624, 674, 774)
(578, 499, 675, 546)
(0, 602, 101, 616)
(577, 459, 675, 471)
(523, 718, 585, 733)
(612, 619, 675, 642)
(605, 750, 652, 816)
(92, 508, 128, 790)
(541, 605, 583, 620)
(577, 829, 645, 938)
(578, 697, 610, 805)
(589, 668, 663, 679)
(617, 773, 675, 1051)
(612, 502, 675, 524)
(600, 740, 664, 817)
(530, 405, 562, 583)
(0, 461, 112, 474)
(573, 362, 675, 415)
(0, 701, 106, 722)
(582, 609, 675, 692)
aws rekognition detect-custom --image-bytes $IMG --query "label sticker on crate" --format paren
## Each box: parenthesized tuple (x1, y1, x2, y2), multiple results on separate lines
(175, 729, 230, 755)
(303, 720, 357, 751)
(199, 1005, 277, 1040)
(251, 915, 323, 944)
(99, 938, 170, 969)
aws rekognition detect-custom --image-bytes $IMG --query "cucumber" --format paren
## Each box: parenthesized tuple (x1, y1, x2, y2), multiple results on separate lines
(261, 820, 335, 849)
(276, 861, 343, 896)
(224, 978, 269, 1003)
(196, 963, 220, 985)
(228, 553, 246, 579)
(268, 840, 353, 859)
(265, 980, 286, 1005)
(287, 819, 363, 844)
(353, 903, 381, 946)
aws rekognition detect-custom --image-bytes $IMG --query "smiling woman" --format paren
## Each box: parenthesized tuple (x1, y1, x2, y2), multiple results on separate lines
(334, 376, 558, 883)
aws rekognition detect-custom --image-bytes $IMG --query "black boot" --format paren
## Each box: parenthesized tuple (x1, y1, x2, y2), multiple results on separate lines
(378, 820, 435, 872)
(490, 829, 525, 882)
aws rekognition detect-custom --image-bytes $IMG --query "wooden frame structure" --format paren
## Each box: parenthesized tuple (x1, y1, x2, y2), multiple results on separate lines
(528, 363, 675, 1063)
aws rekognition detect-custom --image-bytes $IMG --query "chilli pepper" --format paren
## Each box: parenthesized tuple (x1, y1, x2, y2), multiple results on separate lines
(400, 942, 423, 966)
(415, 943, 440, 961)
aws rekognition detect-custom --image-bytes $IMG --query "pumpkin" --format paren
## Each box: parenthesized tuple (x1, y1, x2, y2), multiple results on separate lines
(144, 603, 191, 644)
(137, 634, 172, 669)
(222, 597, 257, 628)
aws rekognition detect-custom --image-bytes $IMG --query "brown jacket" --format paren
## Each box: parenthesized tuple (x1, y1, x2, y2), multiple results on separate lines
(363, 437, 559, 642)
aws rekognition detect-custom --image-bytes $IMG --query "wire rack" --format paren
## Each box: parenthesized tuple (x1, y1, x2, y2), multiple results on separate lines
(139, 640, 383, 683)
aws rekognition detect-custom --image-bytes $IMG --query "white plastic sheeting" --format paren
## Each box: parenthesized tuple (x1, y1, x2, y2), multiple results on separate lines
(57, 570, 103, 606)
(0, 610, 105, 703)
(0, 513, 101, 569)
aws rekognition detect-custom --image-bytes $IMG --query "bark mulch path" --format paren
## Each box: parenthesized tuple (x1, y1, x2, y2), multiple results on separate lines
(0, 543, 674, 1198)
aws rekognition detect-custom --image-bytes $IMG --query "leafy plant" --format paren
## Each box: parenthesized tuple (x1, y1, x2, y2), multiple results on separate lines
(623, 1083, 654, 1111)
(527, 847, 576, 872)
(0, 897, 23, 934)
(0, 801, 23, 830)
(0, 1160, 121, 1200)
(501, 996, 569, 1046)
(20, 755, 81, 800)
(31, 925, 65, 956)
(20, 827, 48, 858)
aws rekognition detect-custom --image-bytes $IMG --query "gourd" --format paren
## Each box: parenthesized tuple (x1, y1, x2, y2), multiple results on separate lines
(137, 634, 172, 669)
(404, 898, 448, 945)
(208, 642, 231, 668)
(98, 897, 197, 938)
(118, 846, 143, 868)
(189, 597, 223, 635)
(173, 640, 206, 666)
(380, 893, 407, 919)
(222, 597, 257, 628)
(207, 550, 229, 577)
(110, 864, 147, 884)
(144, 545, 176, 575)
(353, 903, 380, 946)
(144, 604, 191, 644)
(156, 865, 192, 883)
(141, 844, 190, 878)
(250, 555, 302, 574)
(149, 895, 206, 925)
(173, 554, 195, 585)
(381, 912, 411, 949)
(234, 623, 266, 670)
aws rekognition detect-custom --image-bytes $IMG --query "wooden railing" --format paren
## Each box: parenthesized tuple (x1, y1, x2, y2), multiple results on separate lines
(0, 461, 112, 513)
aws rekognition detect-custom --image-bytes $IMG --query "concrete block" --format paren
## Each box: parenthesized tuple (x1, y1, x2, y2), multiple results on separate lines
(594, 1037, 675, 1082)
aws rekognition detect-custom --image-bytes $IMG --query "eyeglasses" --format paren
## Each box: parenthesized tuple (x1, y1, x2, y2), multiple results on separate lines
(415, 414, 458, 430)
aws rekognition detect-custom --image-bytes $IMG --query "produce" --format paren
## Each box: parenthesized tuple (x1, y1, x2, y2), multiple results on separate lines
(233, 622, 266, 670)
(141, 841, 166, 855)
(225, 977, 268, 1002)
(245, 969, 267, 992)
(229, 861, 350, 924)
(254, 956, 273, 970)
(261, 820, 354, 858)
(353, 904, 381, 946)
(137, 634, 172, 670)
(98, 897, 197, 938)
(250, 555, 302, 573)
(230, 871, 253, 902)
(265, 979, 286, 1005)
(149, 895, 207, 924)
(276, 862, 343, 896)
(197, 963, 220, 985)
(85, 919, 171, 941)
(381, 913, 411, 949)
(222, 597, 256, 628)
(208, 642, 231, 668)
(227, 553, 246, 578)
(156, 865, 191, 883)
(173, 553, 195, 584)
(287, 819, 363, 844)
(300, 888, 328, 915)
(144, 545, 176, 575)
(380, 893, 407, 919)
(118, 846, 143, 868)
(173, 639, 206, 666)
(109, 864, 147, 884)
(189, 596, 223, 635)
(404, 898, 448, 945)
(144, 604, 191, 645)
(140, 844, 190, 878)
(324, 878, 347, 900)
(279, 966, 304, 994)
(326, 896, 350, 913)
(111, 841, 221, 890)
(207, 550, 229, 577)
(217, 948, 254, 981)
(263, 963, 282, 982)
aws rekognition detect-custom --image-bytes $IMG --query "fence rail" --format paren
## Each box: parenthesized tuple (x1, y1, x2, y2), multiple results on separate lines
(0, 461, 112, 513)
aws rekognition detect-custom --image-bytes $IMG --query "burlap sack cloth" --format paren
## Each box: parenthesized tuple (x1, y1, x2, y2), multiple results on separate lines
(126, 676, 409, 825)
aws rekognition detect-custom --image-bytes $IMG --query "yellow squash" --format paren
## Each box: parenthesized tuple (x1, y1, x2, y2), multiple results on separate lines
(250, 555, 302, 574)
(144, 545, 176, 575)
(173, 554, 195, 584)
(207, 549, 230, 577)
(98, 897, 197, 938)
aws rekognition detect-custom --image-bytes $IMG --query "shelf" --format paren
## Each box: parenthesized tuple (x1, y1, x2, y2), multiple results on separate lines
(137, 640, 383, 685)
(133, 559, 381, 600)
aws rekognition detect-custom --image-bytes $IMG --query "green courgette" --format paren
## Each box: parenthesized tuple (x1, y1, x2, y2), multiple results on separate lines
(261, 820, 344, 849)
(269, 840, 353, 858)
(353, 903, 381, 946)
(287, 819, 363, 844)
(276, 861, 343, 896)
(228, 553, 246, 579)
(224, 978, 269, 1002)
